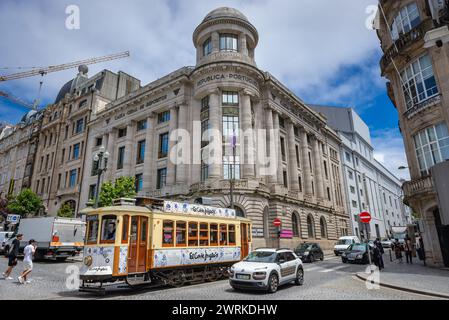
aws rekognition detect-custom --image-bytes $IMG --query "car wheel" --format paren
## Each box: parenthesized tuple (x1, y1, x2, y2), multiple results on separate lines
(310, 254, 315, 263)
(267, 273, 279, 293)
(342, 258, 347, 263)
(295, 268, 304, 286)
(320, 254, 324, 261)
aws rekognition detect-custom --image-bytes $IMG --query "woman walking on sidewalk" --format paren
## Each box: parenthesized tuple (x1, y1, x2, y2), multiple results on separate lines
(393, 239, 403, 263)
(404, 236, 413, 264)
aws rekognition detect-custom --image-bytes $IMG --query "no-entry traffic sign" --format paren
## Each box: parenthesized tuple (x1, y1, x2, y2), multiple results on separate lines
(359, 212, 371, 224)
(273, 218, 282, 227)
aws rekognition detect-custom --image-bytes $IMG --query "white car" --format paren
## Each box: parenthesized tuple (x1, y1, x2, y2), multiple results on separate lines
(334, 236, 360, 256)
(381, 238, 393, 248)
(229, 248, 304, 293)
(0, 231, 14, 254)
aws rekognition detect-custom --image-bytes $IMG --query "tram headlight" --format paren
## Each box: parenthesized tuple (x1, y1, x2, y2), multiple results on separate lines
(84, 255, 93, 267)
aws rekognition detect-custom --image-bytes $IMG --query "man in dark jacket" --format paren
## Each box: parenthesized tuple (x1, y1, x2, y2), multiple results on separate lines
(2, 234, 22, 280)
(374, 238, 385, 270)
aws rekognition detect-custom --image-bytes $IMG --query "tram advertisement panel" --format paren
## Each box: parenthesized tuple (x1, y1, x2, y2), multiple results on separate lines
(153, 247, 241, 268)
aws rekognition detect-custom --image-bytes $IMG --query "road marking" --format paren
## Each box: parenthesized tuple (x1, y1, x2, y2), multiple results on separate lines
(304, 266, 321, 272)
(319, 265, 347, 273)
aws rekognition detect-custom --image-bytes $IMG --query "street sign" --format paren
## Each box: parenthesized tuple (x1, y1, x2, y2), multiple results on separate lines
(273, 218, 282, 227)
(6, 214, 21, 224)
(359, 212, 371, 224)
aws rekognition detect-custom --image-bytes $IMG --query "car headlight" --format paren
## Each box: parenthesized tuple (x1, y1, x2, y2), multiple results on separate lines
(356, 254, 363, 259)
(342, 253, 346, 257)
(304, 251, 310, 256)
(84, 255, 93, 267)
(229, 267, 235, 277)
(253, 272, 267, 280)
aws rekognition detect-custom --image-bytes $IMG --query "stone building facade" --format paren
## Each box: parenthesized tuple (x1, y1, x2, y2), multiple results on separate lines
(312, 105, 412, 239)
(31, 68, 140, 215)
(377, 0, 449, 266)
(80, 7, 350, 250)
(0, 110, 42, 199)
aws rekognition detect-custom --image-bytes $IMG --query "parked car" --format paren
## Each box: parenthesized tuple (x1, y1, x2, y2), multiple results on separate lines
(0, 231, 14, 254)
(341, 243, 373, 264)
(381, 238, 393, 248)
(334, 236, 360, 256)
(294, 243, 324, 263)
(229, 248, 304, 293)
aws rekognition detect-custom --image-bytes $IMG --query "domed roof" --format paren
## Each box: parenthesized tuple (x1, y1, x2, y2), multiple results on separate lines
(203, 7, 248, 22)
(54, 79, 74, 104)
(20, 109, 38, 124)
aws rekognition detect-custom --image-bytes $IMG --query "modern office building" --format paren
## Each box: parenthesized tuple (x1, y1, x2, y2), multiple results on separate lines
(312, 105, 412, 240)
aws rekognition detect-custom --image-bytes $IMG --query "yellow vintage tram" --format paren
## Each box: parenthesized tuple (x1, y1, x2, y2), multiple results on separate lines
(79, 198, 252, 293)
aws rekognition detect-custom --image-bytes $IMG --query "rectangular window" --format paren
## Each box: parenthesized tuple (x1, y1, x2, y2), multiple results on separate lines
(222, 115, 240, 180)
(222, 91, 239, 105)
(176, 221, 187, 247)
(159, 133, 169, 158)
(414, 122, 449, 176)
(136, 140, 146, 164)
(69, 169, 77, 187)
(219, 34, 238, 52)
(73, 143, 80, 160)
(96, 138, 103, 147)
(88, 184, 96, 201)
(203, 37, 212, 56)
(209, 224, 218, 246)
(157, 168, 167, 189)
(390, 2, 421, 41)
(280, 137, 286, 162)
(199, 223, 209, 246)
(118, 128, 127, 138)
(401, 54, 439, 110)
(324, 161, 328, 180)
(188, 222, 198, 247)
(201, 119, 210, 148)
(352, 200, 358, 208)
(283, 170, 288, 188)
(158, 111, 170, 124)
(122, 215, 129, 244)
(201, 159, 209, 182)
(348, 170, 354, 180)
(135, 174, 143, 192)
(219, 224, 228, 246)
(137, 119, 147, 131)
(228, 225, 236, 245)
(345, 152, 351, 162)
(75, 118, 84, 134)
(117, 146, 125, 170)
(296, 145, 300, 167)
(86, 215, 99, 244)
(201, 96, 210, 113)
(162, 221, 174, 247)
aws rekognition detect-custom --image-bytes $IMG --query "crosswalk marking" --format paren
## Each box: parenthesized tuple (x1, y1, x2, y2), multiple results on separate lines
(319, 265, 347, 273)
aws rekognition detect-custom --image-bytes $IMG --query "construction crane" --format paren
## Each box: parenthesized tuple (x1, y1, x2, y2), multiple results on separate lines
(0, 51, 130, 82)
(0, 90, 36, 110)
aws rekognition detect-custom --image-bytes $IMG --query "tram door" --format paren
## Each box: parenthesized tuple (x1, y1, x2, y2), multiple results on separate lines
(128, 216, 148, 274)
(241, 223, 250, 259)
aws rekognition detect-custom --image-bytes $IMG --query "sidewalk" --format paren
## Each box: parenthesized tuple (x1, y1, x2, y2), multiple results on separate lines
(356, 250, 449, 299)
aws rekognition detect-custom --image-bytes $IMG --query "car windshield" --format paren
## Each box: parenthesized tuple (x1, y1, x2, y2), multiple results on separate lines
(337, 239, 352, 245)
(297, 244, 313, 251)
(349, 244, 366, 252)
(244, 251, 276, 263)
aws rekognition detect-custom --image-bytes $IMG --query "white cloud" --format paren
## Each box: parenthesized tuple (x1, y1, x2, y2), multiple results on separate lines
(0, 0, 381, 118)
(372, 128, 411, 181)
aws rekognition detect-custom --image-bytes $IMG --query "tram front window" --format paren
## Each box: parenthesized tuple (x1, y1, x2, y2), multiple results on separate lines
(86, 215, 99, 244)
(101, 215, 117, 243)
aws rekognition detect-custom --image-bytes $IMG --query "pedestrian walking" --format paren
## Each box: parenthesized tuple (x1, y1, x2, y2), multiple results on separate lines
(374, 238, 384, 270)
(393, 239, 403, 263)
(2, 234, 22, 280)
(18, 239, 36, 284)
(404, 235, 413, 264)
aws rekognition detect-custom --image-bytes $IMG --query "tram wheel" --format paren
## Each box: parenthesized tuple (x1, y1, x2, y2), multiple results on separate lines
(169, 271, 186, 287)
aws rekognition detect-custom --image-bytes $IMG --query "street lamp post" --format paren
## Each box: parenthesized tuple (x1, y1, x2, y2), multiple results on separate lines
(93, 146, 109, 209)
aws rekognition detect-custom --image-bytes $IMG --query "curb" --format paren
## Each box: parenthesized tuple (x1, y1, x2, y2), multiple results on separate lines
(355, 273, 449, 300)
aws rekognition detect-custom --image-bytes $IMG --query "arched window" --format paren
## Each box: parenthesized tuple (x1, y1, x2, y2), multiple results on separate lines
(307, 215, 315, 239)
(292, 212, 300, 237)
(235, 207, 245, 218)
(320, 217, 327, 239)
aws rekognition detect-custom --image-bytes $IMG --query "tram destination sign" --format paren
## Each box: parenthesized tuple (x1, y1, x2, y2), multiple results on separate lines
(163, 201, 236, 218)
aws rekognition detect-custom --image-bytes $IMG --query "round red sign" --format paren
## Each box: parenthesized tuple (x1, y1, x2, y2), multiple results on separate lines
(360, 212, 371, 224)
(273, 218, 282, 227)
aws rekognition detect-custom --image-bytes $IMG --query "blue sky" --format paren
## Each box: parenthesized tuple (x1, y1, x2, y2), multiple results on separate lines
(0, 0, 408, 178)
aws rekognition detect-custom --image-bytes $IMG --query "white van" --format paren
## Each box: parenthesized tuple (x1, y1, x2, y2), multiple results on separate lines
(334, 236, 360, 256)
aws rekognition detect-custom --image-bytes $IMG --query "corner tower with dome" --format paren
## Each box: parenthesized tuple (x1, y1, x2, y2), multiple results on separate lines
(74, 7, 351, 250)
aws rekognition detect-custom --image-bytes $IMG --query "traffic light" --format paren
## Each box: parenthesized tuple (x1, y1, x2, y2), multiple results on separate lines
(277, 230, 281, 238)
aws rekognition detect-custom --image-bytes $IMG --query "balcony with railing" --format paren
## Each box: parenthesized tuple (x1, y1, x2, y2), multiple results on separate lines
(403, 176, 435, 206)
(380, 19, 434, 75)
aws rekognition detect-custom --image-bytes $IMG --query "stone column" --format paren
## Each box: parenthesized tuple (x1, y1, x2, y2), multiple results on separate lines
(208, 91, 222, 179)
(300, 128, 313, 196)
(272, 111, 284, 185)
(191, 99, 202, 185)
(122, 122, 135, 177)
(312, 136, 325, 200)
(239, 33, 248, 56)
(105, 128, 117, 181)
(166, 106, 178, 186)
(265, 107, 277, 184)
(143, 114, 156, 194)
(241, 91, 255, 179)
(287, 121, 300, 192)
(176, 103, 188, 184)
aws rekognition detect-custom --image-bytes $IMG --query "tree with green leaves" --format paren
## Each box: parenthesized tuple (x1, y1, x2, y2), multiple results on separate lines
(57, 202, 74, 218)
(7, 189, 43, 217)
(98, 177, 136, 207)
